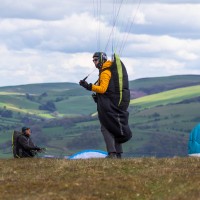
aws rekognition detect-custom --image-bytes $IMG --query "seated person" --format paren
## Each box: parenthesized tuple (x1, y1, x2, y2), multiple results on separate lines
(16, 127, 42, 158)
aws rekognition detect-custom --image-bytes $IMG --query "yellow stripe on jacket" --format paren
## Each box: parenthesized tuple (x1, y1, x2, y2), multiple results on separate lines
(92, 60, 112, 94)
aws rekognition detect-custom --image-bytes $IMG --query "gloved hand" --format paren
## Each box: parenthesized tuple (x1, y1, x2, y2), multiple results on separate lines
(79, 80, 92, 91)
(92, 93, 98, 103)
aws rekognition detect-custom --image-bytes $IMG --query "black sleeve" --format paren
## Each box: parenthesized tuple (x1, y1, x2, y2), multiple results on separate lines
(18, 136, 40, 151)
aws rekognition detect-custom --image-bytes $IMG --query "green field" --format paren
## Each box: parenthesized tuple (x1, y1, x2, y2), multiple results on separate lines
(129, 74, 200, 91)
(0, 82, 79, 94)
(0, 75, 200, 158)
(130, 85, 200, 109)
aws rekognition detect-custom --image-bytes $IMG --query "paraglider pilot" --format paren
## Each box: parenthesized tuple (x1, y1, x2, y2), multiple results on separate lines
(16, 127, 44, 158)
(79, 52, 132, 158)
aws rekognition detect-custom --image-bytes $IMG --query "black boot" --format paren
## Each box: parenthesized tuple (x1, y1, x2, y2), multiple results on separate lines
(116, 153, 122, 159)
(106, 152, 117, 159)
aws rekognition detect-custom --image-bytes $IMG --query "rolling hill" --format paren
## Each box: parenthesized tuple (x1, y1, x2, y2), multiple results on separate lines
(130, 74, 200, 98)
(130, 85, 200, 109)
(0, 75, 200, 158)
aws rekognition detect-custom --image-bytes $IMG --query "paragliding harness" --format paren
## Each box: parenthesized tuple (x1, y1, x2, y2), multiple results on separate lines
(12, 130, 22, 158)
(12, 130, 46, 158)
(95, 53, 132, 143)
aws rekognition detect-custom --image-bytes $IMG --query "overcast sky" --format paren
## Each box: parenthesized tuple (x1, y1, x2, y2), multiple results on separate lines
(0, 0, 199, 86)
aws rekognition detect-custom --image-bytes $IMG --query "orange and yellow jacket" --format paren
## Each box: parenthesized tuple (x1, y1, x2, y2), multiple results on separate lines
(91, 60, 113, 94)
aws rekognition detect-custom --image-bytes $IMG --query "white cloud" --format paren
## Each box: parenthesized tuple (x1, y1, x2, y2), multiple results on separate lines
(126, 57, 198, 80)
(140, 4, 200, 35)
(0, 1, 200, 86)
(133, 10, 149, 25)
(0, 48, 100, 86)
(176, 50, 198, 61)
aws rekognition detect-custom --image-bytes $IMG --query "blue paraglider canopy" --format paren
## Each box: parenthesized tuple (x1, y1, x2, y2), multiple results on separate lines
(188, 123, 200, 157)
(68, 150, 108, 160)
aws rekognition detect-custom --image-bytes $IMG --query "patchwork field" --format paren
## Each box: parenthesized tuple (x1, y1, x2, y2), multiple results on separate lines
(0, 75, 200, 158)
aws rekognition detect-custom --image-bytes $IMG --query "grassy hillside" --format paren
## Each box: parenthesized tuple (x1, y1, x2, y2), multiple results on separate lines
(0, 85, 95, 118)
(0, 157, 200, 200)
(1, 75, 199, 120)
(129, 102, 200, 157)
(0, 75, 200, 158)
(129, 74, 200, 94)
(130, 85, 200, 109)
(0, 82, 79, 94)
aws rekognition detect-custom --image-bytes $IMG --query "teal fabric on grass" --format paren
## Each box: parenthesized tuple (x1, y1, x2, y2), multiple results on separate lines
(188, 123, 200, 154)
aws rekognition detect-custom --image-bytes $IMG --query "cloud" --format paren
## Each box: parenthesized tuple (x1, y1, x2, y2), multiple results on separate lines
(0, 1, 200, 86)
(0, 47, 100, 86)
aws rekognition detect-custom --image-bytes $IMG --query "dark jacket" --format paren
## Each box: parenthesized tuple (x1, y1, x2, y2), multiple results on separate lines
(16, 134, 40, 158)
